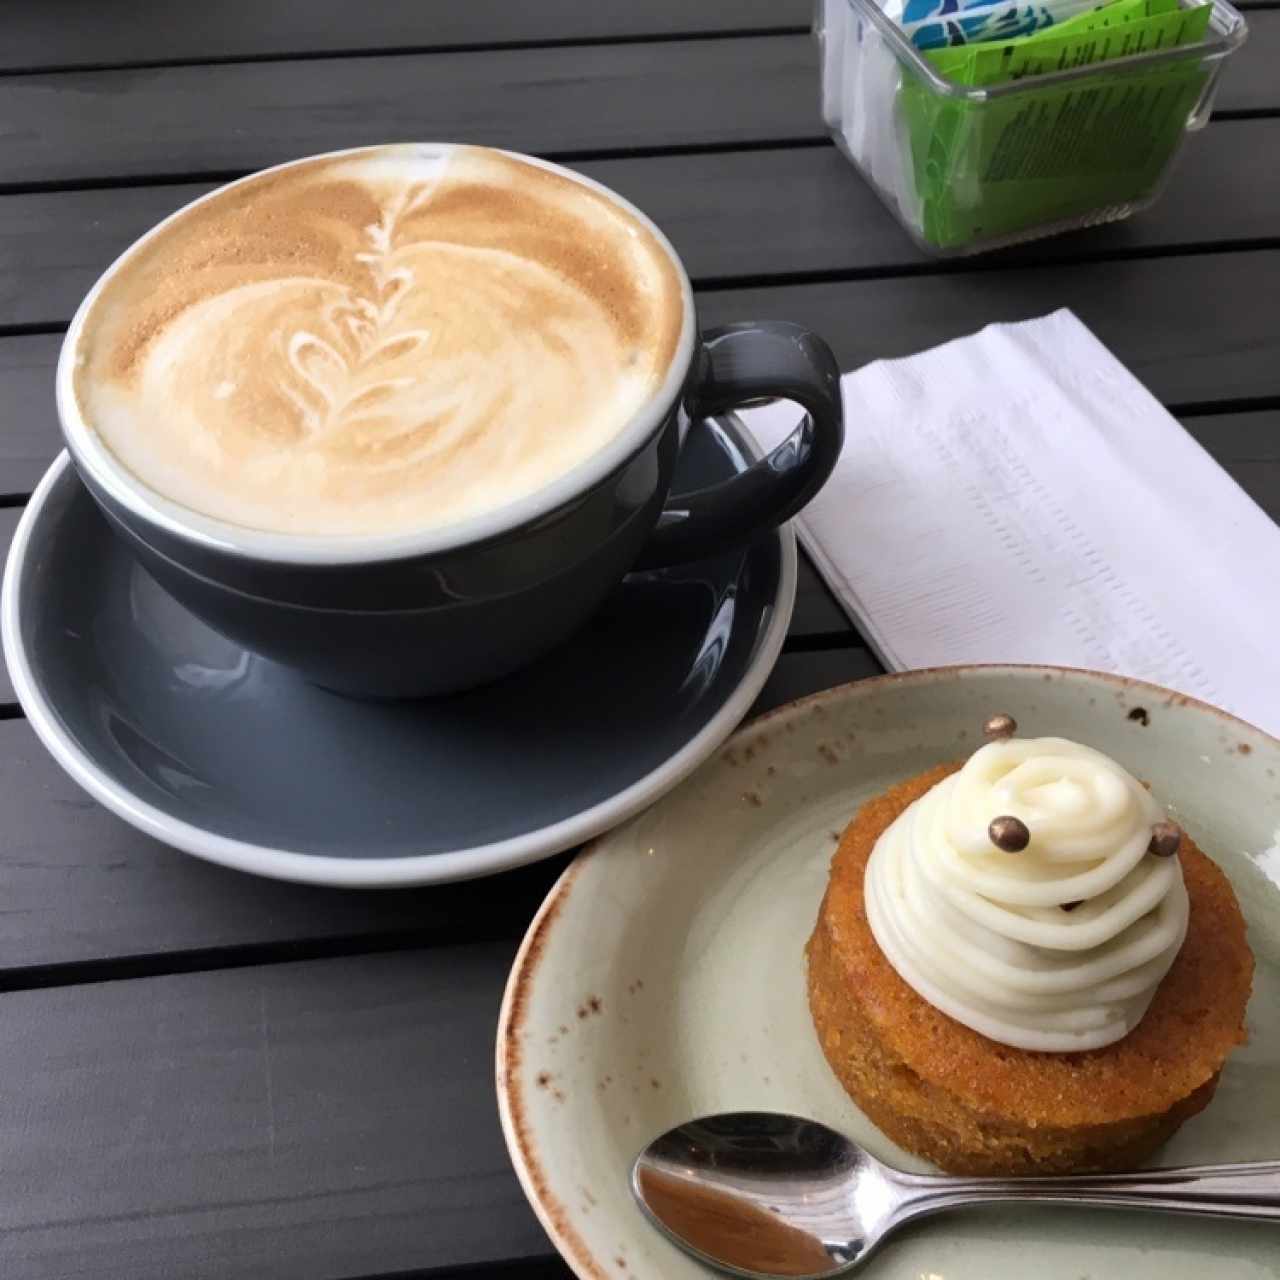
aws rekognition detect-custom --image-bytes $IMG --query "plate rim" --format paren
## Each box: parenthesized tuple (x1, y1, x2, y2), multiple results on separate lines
(1, 447, 797, 888)
(494, 661, 1280, 1279)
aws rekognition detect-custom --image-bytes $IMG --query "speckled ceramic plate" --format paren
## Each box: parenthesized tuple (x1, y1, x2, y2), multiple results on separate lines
(497, 665, 1280, 1279)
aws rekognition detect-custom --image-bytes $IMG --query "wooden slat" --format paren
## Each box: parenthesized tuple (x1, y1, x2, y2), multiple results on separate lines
(1220, 7, 1280, 113)
(601, 117, 1280, 274)
(1183, 410, 1280, 523)
(0, 948, 555, 1280)
(3, 257, 1278, 504)
(0, 335, 58, 495)
(1, 17, 1275, 189)
(0, 506, 21, 582)
(1, 0, 1269, 76)
(0, 638, 876, 977)
(698, 251, 1280, 408)
(0, 712, 570, 972)
(0, 0, 811, 73)
(5, 116, 1280, 331)
(754, 646, 885, 713)
(0, 38, 819, 188)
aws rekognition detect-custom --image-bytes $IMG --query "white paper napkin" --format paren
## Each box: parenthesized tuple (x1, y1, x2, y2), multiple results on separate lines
(741, 309, 1280, 736)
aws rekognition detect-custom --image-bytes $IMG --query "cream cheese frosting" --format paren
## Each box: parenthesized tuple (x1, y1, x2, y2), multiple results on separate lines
(864, 737, 1189, 1052)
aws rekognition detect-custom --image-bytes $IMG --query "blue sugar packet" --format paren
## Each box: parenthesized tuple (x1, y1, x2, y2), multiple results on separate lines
(901, 0, 1103, 48)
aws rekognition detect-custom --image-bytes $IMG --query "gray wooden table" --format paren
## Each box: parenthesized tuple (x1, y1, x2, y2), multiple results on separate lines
(0, 3, 1276, 1277)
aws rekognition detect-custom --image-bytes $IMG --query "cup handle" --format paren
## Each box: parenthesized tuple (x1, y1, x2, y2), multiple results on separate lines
(635, 321, 844, 569)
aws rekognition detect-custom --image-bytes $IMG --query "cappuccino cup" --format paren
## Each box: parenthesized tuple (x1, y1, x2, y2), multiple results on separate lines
(58, 144, 844, 697)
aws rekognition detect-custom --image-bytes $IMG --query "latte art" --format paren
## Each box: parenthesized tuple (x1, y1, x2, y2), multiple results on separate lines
(72, 146, 685, 537)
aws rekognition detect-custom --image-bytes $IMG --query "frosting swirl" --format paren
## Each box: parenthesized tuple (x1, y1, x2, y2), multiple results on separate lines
(864, 738, 1189, 1052)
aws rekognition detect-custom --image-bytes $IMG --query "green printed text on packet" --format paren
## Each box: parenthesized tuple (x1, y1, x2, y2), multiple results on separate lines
(929, 0, 1193, 84)
(901, 0, 1213, 250)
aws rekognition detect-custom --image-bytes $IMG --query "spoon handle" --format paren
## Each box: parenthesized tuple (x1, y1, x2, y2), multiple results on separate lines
(894, 1161, 1280, 1224)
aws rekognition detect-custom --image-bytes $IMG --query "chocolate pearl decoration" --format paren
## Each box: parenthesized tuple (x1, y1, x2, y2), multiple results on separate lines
(984, 713, 1018, 739)
(989, 815, 1031, 852)
(1148, 820, 1183, 858)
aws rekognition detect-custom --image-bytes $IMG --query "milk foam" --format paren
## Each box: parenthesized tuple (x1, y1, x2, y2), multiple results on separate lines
(72, 146, 685, 537)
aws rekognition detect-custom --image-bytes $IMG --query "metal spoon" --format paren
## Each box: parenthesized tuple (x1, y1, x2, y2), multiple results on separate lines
(631, 1111, 1280, 1279)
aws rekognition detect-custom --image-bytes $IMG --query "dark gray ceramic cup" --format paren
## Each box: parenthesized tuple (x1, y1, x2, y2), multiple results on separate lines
(57, 146, 844, 699)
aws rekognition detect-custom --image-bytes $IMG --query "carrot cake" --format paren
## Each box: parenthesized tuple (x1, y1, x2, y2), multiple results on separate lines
(806, 719, 1253, 1176)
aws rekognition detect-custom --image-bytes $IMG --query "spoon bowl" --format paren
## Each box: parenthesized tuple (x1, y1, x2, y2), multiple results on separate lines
(631, 1112, 1280, 1279)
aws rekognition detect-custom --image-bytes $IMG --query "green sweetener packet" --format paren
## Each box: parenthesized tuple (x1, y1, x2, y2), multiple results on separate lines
(957, 0, 1209, 83)
(900, 0, 1214, 250)
(926, 0, 1183, 83)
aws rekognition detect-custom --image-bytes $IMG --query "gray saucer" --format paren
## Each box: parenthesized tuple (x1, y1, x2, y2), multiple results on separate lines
(2, 418, 794, 886)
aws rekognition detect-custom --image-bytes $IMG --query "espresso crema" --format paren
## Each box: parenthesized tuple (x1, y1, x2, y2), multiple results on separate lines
(71, 145, 685, 537)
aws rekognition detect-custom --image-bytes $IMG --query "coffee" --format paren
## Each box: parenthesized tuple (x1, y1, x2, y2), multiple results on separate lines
(71, 145, 685, 537)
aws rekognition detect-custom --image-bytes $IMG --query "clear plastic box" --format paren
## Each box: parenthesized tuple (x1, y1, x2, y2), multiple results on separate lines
(817, 0, 1248, 255)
